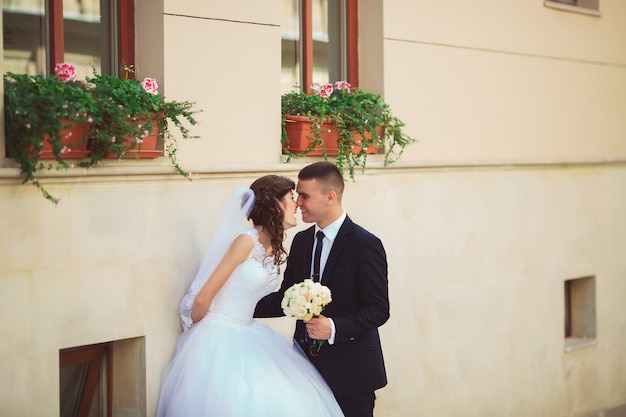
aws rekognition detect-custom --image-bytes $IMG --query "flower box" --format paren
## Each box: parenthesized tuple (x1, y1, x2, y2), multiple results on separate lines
(4, 62, 199, 204)
(40, 120, 92, 159)
(281, 81, 415, 180)
(283, 115, 381, 156)
(103, 116, 163, 159)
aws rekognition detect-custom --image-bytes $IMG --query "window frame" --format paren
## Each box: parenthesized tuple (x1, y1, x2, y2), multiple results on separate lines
(59, 343, 112, 417)
(47, 0, 135, 76)
(564, 276, 597, 352)
(299, 0, 359, 94)
(1, 0, 136, 164)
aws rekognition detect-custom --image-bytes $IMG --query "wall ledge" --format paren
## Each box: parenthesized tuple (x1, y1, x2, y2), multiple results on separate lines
(1, 157, 626, 185)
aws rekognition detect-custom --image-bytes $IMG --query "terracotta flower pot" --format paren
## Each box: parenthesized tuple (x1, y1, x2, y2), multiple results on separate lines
(283, 115, 339, 156)
(283, 115, 381, 156)
(104, 115, 163, 159)
(40, 120, 92, 159)
(349, 126, 384, 155)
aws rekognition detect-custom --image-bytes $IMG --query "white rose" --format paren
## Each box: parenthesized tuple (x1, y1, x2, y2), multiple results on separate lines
(295, 306, 308, 319)
(296, 295, 307, 307)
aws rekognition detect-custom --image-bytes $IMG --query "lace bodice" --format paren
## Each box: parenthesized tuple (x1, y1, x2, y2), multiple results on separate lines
(205, 228, 280, 325)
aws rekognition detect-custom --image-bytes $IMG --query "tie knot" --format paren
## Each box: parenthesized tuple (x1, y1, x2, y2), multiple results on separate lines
(316, 231, 325, 241)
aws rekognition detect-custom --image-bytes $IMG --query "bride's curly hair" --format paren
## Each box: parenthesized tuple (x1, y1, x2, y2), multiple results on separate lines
(248, 175, 296, 265)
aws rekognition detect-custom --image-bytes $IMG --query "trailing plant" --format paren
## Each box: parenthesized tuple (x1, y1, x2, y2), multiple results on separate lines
(84, 65, 199, 178)
(3, 64, 100, 203)
(3, 62, 200, 204)
(281, 81, 416, 179)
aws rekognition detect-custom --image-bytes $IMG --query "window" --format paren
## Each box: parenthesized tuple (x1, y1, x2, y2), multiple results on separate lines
(2, 0, 134, 78)
(281, 0, 358, 94)
(564, 276, 597, 352)
(544, 0, 600, 15)
(2, 0, 135, 162)
(59, 337, 146, 417)
(60, 343, 111, 417)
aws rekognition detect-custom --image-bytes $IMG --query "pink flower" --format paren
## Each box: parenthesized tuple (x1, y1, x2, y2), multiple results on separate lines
(316, 83, 333, 99)
(141, 77, 159, 95)
(54, 63, 77, 83)
(334, 81, 352, 92)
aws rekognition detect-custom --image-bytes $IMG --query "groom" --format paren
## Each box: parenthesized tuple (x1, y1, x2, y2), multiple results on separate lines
(255, 162, 389, 417)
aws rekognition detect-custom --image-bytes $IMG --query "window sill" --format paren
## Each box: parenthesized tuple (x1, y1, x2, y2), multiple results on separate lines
(0, 159, 300, 185)
(544, 1, 601, 17)
(0, 157, 178, 182)
(565, 337, 597, 353)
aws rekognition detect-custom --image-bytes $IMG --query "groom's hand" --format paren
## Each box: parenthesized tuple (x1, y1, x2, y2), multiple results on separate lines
(306, 315, 332, 340)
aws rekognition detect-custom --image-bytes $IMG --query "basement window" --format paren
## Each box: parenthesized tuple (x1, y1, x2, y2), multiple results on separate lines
(60, 337, 145, 417)
(60, 343, 111, 417)
(544, 0, 601, 16)
(564, 276, 597, 352)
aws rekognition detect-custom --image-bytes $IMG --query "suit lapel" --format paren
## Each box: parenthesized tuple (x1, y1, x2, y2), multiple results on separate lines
(320, 216, 353, 285)
(300, 226, 316, 281)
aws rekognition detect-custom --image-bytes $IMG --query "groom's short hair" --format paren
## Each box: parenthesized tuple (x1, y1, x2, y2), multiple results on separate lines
(299, 162, 345, 196)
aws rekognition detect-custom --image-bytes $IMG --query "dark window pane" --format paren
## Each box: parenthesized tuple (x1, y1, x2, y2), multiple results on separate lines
(311, 0, 330, 86)
(3, 0, 47, 75)
(63, 0, 112, 77)
(60, 363, 90, 417)
(281, 0, 347, 93)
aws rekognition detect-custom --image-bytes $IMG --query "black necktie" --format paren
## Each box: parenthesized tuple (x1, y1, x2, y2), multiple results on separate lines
(313, 231, 325, 282)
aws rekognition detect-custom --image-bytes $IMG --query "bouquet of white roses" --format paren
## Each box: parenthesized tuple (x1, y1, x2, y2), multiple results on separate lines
(281, 279, 332, 322)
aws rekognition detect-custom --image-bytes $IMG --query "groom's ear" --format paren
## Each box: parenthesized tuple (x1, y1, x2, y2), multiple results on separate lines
(326, 190, 337, 205)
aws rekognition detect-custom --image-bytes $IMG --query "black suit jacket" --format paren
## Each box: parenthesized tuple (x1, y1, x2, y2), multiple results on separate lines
(255, 216, 389, 397)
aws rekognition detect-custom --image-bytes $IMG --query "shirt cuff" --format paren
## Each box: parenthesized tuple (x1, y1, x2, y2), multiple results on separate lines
(328, 317, 336, 345)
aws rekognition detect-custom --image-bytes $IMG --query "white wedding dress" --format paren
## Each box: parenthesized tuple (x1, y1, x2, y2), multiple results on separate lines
(156, 228, 344, 417)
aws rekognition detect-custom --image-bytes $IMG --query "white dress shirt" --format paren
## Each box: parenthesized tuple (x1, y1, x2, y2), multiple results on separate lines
(311, 212, 346, 345)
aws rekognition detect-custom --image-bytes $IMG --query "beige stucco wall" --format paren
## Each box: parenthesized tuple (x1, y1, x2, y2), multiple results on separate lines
(1, 164, 625, 417)
(161, 0, 284, 166)
(1, 0, 625, 416)
(373, 164, 626, 417)
(382, 1, 626, 163)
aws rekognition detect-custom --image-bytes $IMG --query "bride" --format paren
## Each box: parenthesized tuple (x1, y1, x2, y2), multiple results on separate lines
(156, 175, 344, 417)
